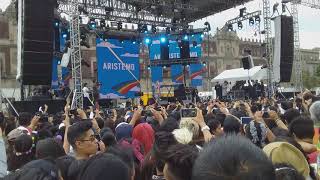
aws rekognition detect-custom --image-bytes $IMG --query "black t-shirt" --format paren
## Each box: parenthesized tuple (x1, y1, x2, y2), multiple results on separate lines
(68, 158, 87, 180)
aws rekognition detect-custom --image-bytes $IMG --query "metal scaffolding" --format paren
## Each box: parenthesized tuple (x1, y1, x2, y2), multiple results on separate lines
(291, 1, 303, 92)
(290, 0, 320, 92)
(69, 1, 84, 109)
(262, 0, 274, 97)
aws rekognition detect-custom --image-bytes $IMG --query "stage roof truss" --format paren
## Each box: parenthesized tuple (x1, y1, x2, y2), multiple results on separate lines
(57, 0, 253, 26)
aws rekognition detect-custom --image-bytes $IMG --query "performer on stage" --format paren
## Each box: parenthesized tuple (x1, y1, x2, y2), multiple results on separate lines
(215, 82, 222, 99)
(83, 83, 93, 109)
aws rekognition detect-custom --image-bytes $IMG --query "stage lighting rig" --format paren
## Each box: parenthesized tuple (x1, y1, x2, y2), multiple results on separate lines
(117, 22, 123, 30)
(228, 24, 233, 31)
(249, 17, 255, 26)
(240, 7, 247, 17)
(166, 27, 171, 34)
(192, 41, 197, 47)
(204, 21, 211, 32)
(89, 18, 96, 29)
(100, 19, 106, 27)
(152, 25, 157, 33)
(143, 24, 148, 33)
(225, 10, 261, 31)
(145, 38, 151, 45)
(183, 35, 188, 40)
(255, 15, 261, 23)
(160, 37, 167, 43)
(237, 22, 243, 30)
(53, 19, 60, 28)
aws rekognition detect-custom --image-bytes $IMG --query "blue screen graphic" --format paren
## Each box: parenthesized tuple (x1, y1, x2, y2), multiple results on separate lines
(96, 38, 140, 99)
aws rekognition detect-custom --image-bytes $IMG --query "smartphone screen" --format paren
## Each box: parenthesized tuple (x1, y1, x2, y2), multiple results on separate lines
(240, 117, 252, 125)
(181, 108, 197, 118)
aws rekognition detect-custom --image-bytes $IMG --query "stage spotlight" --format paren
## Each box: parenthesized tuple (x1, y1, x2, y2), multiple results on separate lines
(117, 22, 122, 30)
(166, 27, 170, 34)
(152, 25, 157, 33)
(53, 19, 59, 28)
(145, 38, 151, 44)
(237, 21, 243, 30)
(183, 35, 188, 40)
(100, 19, 106, 27)
(138, 24, 143, 33)
(240, 7, 246, 17)
(171, 26, 176, 32)
(133, 41, 136, 44)
(200, 34, 204, 38)
(58, 60, 61, 65)
(204, 21, 211, 31)
(249, 17, 255, 26)
(147, 66, 151, 70)
(164, 66, 167, 69)
(227, 24, 233, 31)
(202, 62, 206, 66)
(89, 18, 96, 29)
(255, 16, 261, 23)
(62, 32, 68, 38)
(143, 24, 148, 33)
(160, 37, 167, 43)
(192, 41, 197, 47)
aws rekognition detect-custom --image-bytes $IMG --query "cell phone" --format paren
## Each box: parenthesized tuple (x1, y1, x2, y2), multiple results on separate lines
(240, 117, 252, 125)
(180, 108, 197, 118)
(141, 110, 152, 117)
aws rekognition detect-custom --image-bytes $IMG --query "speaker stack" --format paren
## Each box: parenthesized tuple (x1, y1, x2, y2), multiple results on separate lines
(20, 0, 55, 85)
(273, 15, 294, 82)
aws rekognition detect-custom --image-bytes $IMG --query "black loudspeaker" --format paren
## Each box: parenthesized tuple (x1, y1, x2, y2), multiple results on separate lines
(22, 0, 54, 85)
(12, 100, 66, 115)
(280, 16, 294, 82)
(241, 55, 254, 70)
(160, 41, 169, 60)
(180, 40, 190, 59)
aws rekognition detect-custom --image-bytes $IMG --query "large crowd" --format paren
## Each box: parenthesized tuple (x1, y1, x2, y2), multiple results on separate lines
(0, 90, 320, 180)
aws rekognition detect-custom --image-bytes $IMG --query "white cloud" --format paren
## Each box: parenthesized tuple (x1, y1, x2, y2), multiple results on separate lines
(121, 53, 139, 58)
(0, 0, 11, 11)
(96, 41, 123, 48)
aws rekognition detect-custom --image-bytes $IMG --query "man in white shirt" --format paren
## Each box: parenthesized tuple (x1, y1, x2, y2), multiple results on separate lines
(83, 83, 93, 109)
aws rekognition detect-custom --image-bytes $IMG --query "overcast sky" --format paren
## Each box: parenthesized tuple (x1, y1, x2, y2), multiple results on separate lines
(1, 0, 319, 49)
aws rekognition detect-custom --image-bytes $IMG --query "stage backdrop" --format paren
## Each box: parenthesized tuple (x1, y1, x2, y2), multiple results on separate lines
(171, 65, 184, 84)
(149, 37, 161, 60)
(190, 63, 206, 87)
(97, 38, 140, 99)
(189, 33, 203, 58)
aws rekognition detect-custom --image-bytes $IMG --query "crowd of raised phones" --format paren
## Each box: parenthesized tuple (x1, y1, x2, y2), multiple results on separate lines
(1, 90, 320, 180)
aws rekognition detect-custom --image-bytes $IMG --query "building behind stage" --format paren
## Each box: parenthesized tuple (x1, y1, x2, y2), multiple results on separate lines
(1, 3, 319, 100)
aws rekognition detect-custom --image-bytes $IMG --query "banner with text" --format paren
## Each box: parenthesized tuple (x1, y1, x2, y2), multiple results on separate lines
(96, 38, 140, 99)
